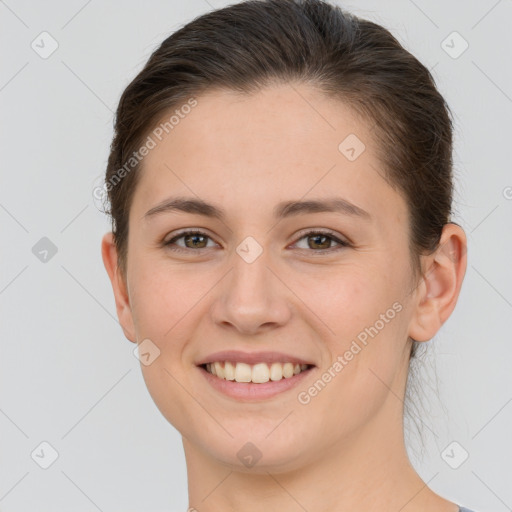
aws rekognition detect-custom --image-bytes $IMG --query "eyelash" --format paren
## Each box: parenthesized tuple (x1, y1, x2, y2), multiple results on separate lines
(163, 229, 350, 255)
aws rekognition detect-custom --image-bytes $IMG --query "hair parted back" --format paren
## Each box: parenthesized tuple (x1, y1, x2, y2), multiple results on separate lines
(104, 0, 455, 360)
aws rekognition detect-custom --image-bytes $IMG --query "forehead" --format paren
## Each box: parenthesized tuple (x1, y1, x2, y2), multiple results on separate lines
(163, 83, 374, 165)
(130, 83, 405, 227)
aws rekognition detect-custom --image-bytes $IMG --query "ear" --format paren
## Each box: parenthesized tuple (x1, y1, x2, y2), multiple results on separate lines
(101, 232, 136, 343)
(408, 223, 467, 342)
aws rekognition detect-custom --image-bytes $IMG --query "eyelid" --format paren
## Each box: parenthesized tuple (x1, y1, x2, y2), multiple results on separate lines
(291, 227, 350, 246)
(164, 228, 213, 243)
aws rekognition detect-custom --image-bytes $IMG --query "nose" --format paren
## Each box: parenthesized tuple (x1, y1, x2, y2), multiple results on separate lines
(209, 245, 292, 335)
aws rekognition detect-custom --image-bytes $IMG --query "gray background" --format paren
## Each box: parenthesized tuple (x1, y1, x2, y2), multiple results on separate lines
(1, 0, 511, 511)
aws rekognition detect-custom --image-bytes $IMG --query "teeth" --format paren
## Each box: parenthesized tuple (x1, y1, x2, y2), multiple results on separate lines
(283, 362, 294, 378)
(214, 361, 224, 379)
(205, 361, 310, 383)
(235, 362, 252, 382)
(269, 362, 282, 381)
(224, 361, 236, 380)
(250, 363, 269, 383)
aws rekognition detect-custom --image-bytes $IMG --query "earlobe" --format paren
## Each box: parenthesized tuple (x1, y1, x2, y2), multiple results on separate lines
(101, 232, 137, 343)
(408, 223, 467, 343)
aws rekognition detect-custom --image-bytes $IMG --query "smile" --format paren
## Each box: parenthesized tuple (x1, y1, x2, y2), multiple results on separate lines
(198, 361, 316, 401)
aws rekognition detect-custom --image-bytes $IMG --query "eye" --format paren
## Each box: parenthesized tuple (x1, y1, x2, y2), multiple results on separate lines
(164, 230, 218, 253)
(291, 229, 349, 254)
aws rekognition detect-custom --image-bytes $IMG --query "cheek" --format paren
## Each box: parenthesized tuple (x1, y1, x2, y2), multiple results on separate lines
(128, 254, 206, 340)
(128, 262, 207, 429)
(301, 262, 409, 401)
(292, 262, 396, 340)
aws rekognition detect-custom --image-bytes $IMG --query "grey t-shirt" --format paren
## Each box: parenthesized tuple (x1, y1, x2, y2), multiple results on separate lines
(459, 507, 477, 512)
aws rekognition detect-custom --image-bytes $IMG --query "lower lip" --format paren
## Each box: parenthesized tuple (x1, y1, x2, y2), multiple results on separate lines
(198, 365, 315, 401)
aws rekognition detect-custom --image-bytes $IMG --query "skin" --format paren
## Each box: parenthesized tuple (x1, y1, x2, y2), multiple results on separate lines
(102, 83, 467, 512)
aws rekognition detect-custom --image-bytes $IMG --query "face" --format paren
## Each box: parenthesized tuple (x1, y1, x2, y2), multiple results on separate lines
(108, 83, 423, 472)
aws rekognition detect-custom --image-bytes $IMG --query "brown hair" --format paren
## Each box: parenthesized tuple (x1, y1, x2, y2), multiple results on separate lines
(103, 0, 455, 360)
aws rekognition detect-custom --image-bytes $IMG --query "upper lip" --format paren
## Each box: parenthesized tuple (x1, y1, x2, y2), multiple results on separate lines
(195, 350, 316, 367)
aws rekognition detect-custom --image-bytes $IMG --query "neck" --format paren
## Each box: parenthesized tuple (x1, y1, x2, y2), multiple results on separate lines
(182, 398, 457, 512)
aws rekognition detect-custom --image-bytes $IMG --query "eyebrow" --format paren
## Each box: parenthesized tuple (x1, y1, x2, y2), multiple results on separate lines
(143, 196, 371, 221)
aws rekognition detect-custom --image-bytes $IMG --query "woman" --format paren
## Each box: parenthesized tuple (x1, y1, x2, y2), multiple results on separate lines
(100, 1, 474, 510)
